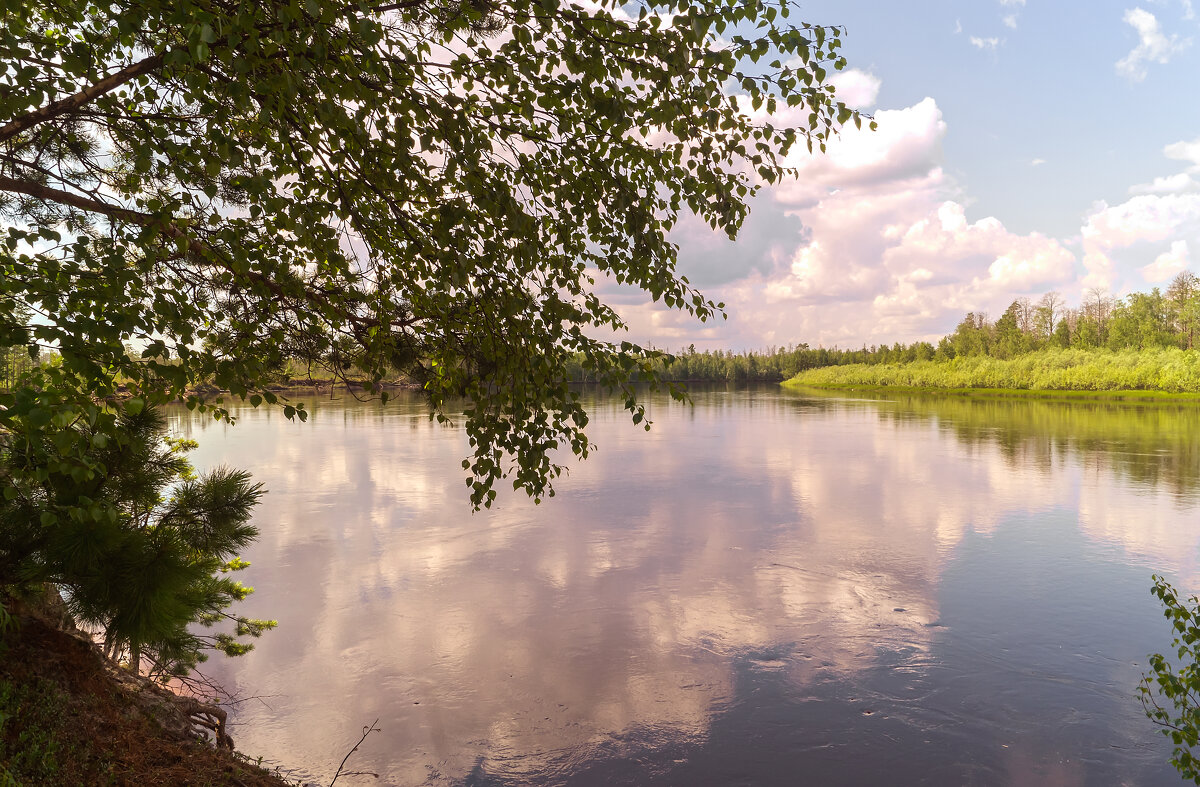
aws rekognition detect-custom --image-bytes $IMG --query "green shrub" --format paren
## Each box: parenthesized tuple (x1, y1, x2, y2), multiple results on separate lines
(1141, 576, 1200, 783)
(787, 348, 1200, 393)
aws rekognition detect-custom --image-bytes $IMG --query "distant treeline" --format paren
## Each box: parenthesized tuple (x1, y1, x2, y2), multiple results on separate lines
(925, 273, 1200, 360)
(786, 273, 1200, 393)
(563, 343, 935, 383)
(587, 273, 1200, 385)
(805, 273, 1200, 369)
(788, 347, 1200, 394)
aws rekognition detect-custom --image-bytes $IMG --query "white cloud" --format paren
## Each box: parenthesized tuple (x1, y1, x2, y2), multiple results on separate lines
(1116, 7, 1190, 81)
(1129, 172, 1196, 194)
(1082, 192, 1200, 247)
(999, 0, 1026, 5)
(1165, 136, 1200, 167)
(1142, 239, 1191, 281)
(668, 194, 805, 287)
(1080, 192, 1200, 288)
(663, 95, 1076, 347)
(773, 97, 948, 206)
(618, 83, 1200, 349)
(883, 202, 1073, 292)
(602, 26, 1200, 356)
(970, 36, 1002, 50)
(1003, 14, 1019, 28)
(1184, 0, 1196, 20)
(829, 69, 881, 110)
(1128, 137, 1200, 194)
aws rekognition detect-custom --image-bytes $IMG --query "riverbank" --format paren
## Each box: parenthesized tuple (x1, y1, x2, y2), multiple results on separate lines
(188, 379, 422, 395)
(784, 347, 1200, 399)
(0, 596, 295, 786)
(783, 382, 1200, 403)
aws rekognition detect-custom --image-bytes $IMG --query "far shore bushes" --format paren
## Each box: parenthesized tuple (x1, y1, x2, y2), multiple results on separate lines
(786, 347, 1200, 393)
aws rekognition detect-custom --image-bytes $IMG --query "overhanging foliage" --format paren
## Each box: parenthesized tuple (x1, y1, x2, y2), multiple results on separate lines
(1, 0, 867, 505)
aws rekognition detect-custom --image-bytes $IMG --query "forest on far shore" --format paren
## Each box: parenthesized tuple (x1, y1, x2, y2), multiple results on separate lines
(568, 272, 1200, 385)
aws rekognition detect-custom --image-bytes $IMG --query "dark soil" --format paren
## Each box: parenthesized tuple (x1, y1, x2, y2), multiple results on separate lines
(0, 609, 294, 786)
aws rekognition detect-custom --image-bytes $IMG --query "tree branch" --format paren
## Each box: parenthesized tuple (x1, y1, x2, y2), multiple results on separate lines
(0, 174, 303, 324)
(0, 174, 150, 223)
(0, 53, 166, 144)
(0, 175, 401, 336)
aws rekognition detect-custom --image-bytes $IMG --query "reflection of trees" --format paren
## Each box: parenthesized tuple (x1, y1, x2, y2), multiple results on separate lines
(787, 389, 1200, 500)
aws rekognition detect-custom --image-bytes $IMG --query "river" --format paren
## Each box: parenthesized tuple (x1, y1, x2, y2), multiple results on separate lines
(168, 385, 1200, 786)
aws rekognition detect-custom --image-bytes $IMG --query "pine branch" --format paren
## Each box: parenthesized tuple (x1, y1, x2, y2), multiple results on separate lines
(0, 52, 167, 143)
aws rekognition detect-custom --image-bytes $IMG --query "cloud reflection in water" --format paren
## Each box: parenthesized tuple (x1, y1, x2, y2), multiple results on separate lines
(169, 387, 1198, 785)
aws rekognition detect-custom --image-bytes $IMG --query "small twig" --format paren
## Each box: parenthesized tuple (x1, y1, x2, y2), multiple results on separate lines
(329, 718, 381, 786)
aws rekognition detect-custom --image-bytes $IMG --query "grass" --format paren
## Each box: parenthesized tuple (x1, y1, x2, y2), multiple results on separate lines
(784, 383, 1200, 403)
(784, 347, 1200, 399)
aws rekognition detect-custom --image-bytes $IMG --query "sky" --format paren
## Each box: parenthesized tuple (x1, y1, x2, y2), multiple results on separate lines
(610, 0, 1200, 350)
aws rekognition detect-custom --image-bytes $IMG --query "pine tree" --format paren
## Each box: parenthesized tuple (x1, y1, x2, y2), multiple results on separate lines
(0, 406, 274, 679)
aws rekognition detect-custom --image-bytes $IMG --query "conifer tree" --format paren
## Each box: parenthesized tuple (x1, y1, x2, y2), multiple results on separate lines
(0, 406, 274, 678)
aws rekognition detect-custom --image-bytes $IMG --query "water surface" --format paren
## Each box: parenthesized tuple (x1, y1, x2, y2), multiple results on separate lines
(170, 386, 1200, 785)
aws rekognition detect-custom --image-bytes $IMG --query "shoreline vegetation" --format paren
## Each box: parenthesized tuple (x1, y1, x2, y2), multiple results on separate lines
(783, 348, 1200, 401)
(785, 379, 1200, 403)
(776, 279, 1200, 400)
(166, 345, 1200, 402)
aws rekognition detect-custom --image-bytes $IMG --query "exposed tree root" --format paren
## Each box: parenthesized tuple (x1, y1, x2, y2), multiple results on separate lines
(22, 585, 237, 750)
